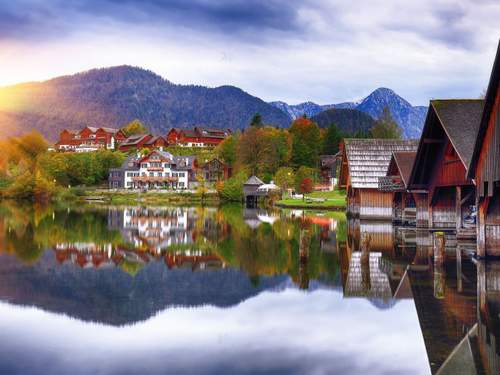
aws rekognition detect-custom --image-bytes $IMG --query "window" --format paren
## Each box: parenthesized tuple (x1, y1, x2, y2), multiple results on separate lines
(158, 172, 162, 177)
(142, 163, 148, 168)
(149, 172, 154, 177)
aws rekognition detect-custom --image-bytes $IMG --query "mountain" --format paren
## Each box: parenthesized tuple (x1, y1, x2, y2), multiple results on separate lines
(270, 88, 428, 139)
(311, 108, 375, 134)
(355, 88, 427, 139)
(0, 66, 291, 141)
(268, 101, 326, 119)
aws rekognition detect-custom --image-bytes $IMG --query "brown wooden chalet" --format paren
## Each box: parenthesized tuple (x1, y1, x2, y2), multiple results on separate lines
(199, 158, 231, 183)
(408, 99, 484, 233)
(338, 139, 419, 219)
(166, 127, 231, 147)
(467, 41, 500, 256)
(118, 134, 167, 152)
(55, 126, 126, 152)
(379, 151, 417, 224)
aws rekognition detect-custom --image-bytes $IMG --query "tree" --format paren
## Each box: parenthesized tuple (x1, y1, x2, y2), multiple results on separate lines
(217, 171, 248, 201)
(321, 123, 344, 155)
(289, 117, 321, 168)
(195, 172, 208, 201)
(250, 113, 263, 127)
(121, 119, 148, 137)
(370, 107, 402, 139)
(299, 178, 314, 201)
(274, 167, 295, 192)
(294, 166, 316, 192)
(216, 134, 238, 166)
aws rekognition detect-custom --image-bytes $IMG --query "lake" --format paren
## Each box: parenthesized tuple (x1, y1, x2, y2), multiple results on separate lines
(0, 202, 498, 375)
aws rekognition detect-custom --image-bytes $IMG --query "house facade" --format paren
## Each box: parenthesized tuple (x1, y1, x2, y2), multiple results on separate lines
(109, 150, 196, 190)
(166, 127, 231, 147)
(408, 100, 483, 234)
(199, 158, 231, 183)
(468, 41, 500, 256)
(338, 139, 419, 219)
(55, 126, 126, 152)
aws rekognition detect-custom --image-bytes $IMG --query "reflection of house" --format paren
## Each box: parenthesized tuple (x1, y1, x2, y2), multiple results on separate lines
(199, 158, 231, 183)
(164, 251, 223, 271)
(408, 100, 483, 232)
(378, 152, 417, 224)
(110, 207, 195, 251)
(108, 150, 196, 189)
(55, 126, 126, 152)
(467, 42, 500, 257)
(339, 139, 418, 219)
(166, 127, 231, 147)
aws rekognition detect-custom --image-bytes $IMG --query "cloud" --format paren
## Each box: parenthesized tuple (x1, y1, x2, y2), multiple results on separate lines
(0, 0, 499, 105)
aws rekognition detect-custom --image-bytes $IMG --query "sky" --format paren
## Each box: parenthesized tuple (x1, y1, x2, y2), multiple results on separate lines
(0, 0, 499, 106)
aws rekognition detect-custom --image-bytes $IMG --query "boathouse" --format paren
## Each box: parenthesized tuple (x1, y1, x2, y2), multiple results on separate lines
(408, 99, 484, 233)
(243, 176, 264, 207)
(379, 151, 417, 225)
(467, 41, 500, 257)
(338, 139, 419, 219)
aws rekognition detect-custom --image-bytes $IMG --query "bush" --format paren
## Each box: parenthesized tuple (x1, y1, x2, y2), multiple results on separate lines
(217, 171, 248, 202)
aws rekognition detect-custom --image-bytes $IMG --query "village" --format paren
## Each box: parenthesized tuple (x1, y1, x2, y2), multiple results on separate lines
(43, 41, 500, 262)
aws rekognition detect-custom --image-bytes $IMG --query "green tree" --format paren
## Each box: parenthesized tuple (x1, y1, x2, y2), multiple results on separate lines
(370, 107, 402, 139)
(217, 171, 248, 201)
(274, 167, 295, 191)
(250, 113, 263, 127)
(121, 119, 148, 137)
(216, 133, 238, 166)
(321, 123, 344, 155)
(289, 117, 321, 168)
(294, 166, 316, 192)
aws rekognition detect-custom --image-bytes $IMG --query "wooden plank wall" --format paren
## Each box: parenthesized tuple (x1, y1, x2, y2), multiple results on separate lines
(414, 193, 430, 228)
(432, 188, 456, 229)
(359, 189, 393, 219)
(486, 188, 500, 255)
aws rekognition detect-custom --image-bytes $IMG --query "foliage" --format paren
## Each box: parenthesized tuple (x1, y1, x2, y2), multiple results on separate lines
(294, 166, 316, 191)
(299, 178, 314, 196)
(217, 171, 248, 202)
(311, 108, 376, 135)
(289, 117, 321, 168)
(215, 133, 238, 166)
(236, 126, 291, 176)
(321, 123, 344, 155)
(250, 113, 263, 127)
(121, 119, 148, 137)
(274, 167, 295, 191)
(370, 106, 402, 139)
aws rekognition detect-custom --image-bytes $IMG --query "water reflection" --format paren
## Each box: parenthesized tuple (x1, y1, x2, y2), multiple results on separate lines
(0, 202, 499, 374)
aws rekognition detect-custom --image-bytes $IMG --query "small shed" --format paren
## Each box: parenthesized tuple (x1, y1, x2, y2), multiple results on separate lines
(378, 151, 417, 225)
(243, 176, 264, 207)
(467, 41, 500, 256)
(338, 139, 419, 219)
(408, 99, 484, 232)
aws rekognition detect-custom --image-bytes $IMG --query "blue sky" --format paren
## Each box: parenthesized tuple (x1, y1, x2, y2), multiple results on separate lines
(0, 0, 499, 105)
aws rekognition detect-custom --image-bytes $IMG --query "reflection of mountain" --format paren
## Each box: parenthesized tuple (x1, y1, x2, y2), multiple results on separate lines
(0, 250, 287, 326)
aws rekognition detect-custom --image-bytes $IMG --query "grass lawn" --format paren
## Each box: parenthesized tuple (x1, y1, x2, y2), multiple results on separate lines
(275, 189, 346, 209)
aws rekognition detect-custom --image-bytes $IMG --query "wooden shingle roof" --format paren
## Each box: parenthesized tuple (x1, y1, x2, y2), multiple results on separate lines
(344, 139, 419, 189)
(393, 151, 417, 188)
(430, 99, 484, 168)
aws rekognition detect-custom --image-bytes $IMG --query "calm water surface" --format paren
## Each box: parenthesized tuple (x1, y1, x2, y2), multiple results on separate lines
(0, 202, 498, 375)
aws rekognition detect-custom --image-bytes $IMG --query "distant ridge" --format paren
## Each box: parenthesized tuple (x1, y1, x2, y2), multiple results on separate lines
(0, 65, 291, 141)
(270, 88, 428, 139)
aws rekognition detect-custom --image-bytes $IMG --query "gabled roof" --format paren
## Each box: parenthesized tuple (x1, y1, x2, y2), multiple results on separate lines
(343, 139, 419, 189)
(392, 151, 417, 188)
(143, 135, 166, 145)
(430, 99, 484, 168)
(244, 176, 264, 186)
(468, 40, 500, 178)
(121, 134, 151, 146)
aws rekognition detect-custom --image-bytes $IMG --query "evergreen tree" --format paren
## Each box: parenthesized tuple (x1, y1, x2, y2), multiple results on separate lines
(321, 123, 344, 155)
(250, 113, 263, 127)
(370, 107, 402, 139)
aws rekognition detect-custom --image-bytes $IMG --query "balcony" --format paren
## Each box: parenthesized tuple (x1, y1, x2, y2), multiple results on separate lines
(132, 176, 178, 183)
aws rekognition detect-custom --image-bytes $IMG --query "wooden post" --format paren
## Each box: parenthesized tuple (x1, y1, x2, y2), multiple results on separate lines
(456, 245, 462, 293)
(360, 232, 371, 291)
(433, 232, 446, 265)
(477, 197, 490, 258)
(455, 186, 462, 231)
